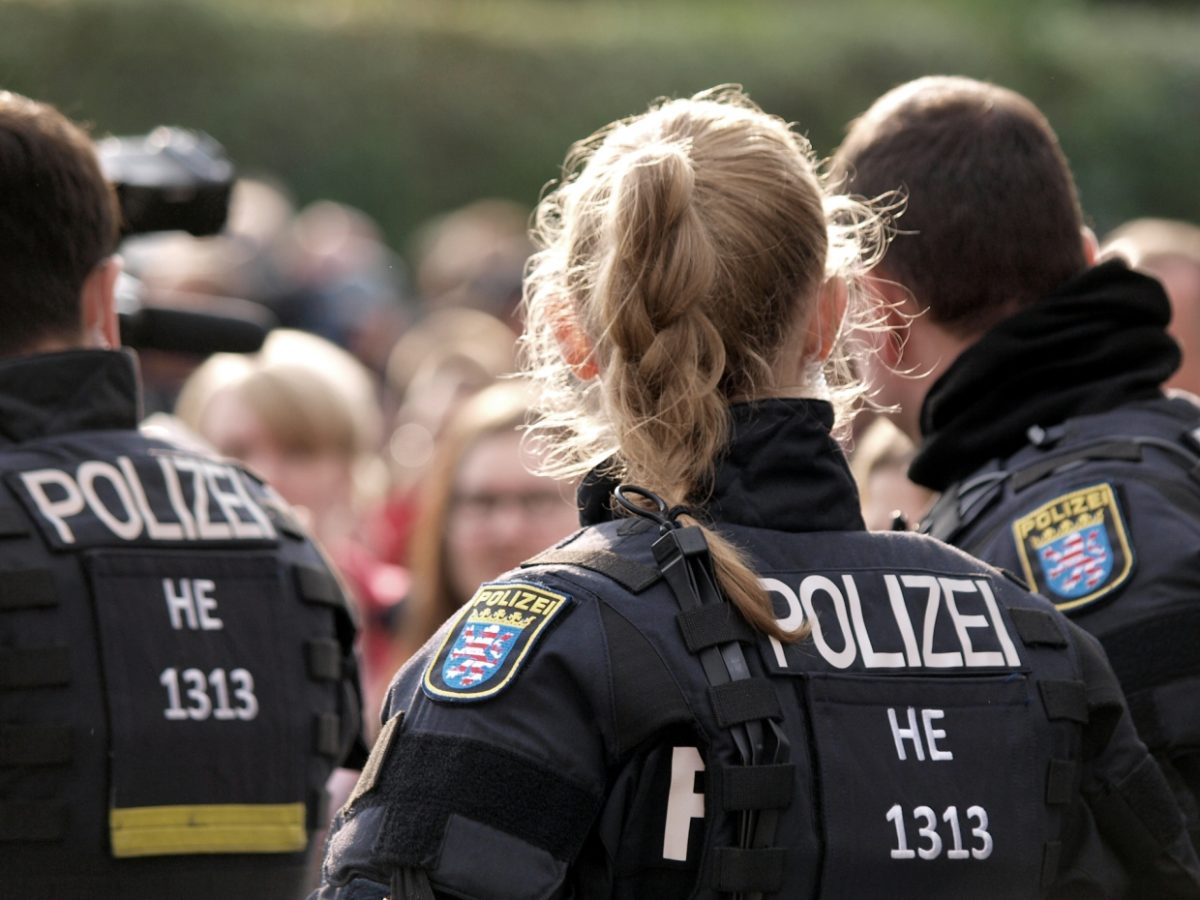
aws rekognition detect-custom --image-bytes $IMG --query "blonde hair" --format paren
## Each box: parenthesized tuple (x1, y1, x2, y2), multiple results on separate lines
(522, 86, 885, 641)
(175, 329, 385, 505)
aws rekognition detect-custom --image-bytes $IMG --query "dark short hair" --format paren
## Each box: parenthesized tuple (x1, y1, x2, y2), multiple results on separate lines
(0, 91, 119, 355)
(832, 76, 1087, 334)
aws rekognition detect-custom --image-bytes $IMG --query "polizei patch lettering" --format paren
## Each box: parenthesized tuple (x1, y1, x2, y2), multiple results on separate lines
(1011, 482, 1133, 611)
(423, 581, 573, 702)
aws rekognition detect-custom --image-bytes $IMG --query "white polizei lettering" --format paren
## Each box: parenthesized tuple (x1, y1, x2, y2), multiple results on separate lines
(761, 577, 804, 668)
(765, 571, 1022, 672)
(174, 457, 232, 539)
(118, 456, 184, 540)
(977, 580, 1021, 667)
(883, 574, 922, 666)
(844, 574, 905, 668)
(922, 709, 953, 761)
(157, 456, 199, 540)
(800, 575, 857, 669)
(78, 461, 142, 541)
(225, 466, 276, 540)
(888, 706, 925, 761)
(941, 578, 1007, 667)
(20, 468, 85, 543)
(205, 462, 263, 539)
(904, 575, 964, 668)
(164, 578, 199, 629)
(663, 746, 705, 861)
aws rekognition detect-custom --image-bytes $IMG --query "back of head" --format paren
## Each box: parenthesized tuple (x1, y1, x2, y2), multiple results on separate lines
(177, 328, 382, 462)
(833, 76, 1087, 334)
(523, 86, 882, 638)
(0, 92, 119, 355)
(525, 85, 879, 496)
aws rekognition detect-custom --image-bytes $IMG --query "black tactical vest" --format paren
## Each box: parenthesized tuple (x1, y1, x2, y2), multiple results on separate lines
(317, 398, 1198, 899)
(321, 518, 1196, 899)
(922, 395, 1200, 849)
(0, 426, 362, 898)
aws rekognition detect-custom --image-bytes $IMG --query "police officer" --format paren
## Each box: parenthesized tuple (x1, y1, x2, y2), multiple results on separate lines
(0, 92, 363, 897)
(317, 87, 1200, 898)
(833, 76, 1200, 854)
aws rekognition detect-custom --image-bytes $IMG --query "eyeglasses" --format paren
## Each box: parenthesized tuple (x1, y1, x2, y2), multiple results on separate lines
(451, 489, 571, 522)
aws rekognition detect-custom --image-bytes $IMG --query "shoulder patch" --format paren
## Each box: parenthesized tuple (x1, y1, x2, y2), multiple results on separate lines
(422, 581, 574, 702)
(1011, 482, 1134, 612)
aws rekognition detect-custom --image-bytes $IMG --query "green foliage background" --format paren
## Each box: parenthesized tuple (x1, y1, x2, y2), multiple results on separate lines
(1, 0, 1196, 262)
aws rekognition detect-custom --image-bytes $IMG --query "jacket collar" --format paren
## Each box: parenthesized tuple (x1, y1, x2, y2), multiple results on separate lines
(0, 349, 141, 446)
(579, 398, 865, 533)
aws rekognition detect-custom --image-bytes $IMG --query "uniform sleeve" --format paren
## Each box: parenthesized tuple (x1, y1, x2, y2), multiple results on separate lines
(317, 579, 614, 900)
(1052, 624, 1200, 898)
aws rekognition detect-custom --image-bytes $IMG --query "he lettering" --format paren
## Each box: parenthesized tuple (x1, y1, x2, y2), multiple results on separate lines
(762, 572, 1020, 671)
(20, 454, 276, 545)
(163, 578, 224, 631)
(888, 707, 953, 762)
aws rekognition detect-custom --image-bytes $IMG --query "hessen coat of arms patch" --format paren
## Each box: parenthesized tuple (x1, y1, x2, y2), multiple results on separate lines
(423, 581, 574, 702)
(1011, 482, 1134, 612)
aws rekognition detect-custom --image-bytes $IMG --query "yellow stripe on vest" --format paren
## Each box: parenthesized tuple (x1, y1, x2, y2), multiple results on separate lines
(109, 802, 307, 857)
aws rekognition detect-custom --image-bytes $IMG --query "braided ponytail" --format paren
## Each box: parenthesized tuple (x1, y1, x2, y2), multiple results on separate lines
(522, 86, 888, 643)
(597, 141, 789, 637)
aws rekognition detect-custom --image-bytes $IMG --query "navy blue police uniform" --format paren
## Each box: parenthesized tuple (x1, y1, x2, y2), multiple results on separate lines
(0, 349, 365, 898)
(916, 261, 1200, 852)
(317, 397, 1200, 899)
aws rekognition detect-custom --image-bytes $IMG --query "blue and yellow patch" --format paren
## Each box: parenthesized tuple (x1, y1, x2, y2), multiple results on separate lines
(1012, 482, 1134, 612)
(423, 581, 574, 702)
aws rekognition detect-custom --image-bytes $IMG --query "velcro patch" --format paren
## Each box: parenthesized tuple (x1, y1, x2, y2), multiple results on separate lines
(423, 581, 573, 702)
(1011, 483, 1134, 612)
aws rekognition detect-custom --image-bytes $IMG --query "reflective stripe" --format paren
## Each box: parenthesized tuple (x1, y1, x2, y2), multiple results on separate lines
(109, 802, 306, 857)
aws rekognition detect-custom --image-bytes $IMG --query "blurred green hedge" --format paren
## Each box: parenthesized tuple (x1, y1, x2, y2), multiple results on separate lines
(1, 0, 1196, 261)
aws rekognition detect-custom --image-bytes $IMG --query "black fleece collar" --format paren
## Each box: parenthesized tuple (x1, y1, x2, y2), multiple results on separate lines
(0, 349, 142, 446)
(578, 398, 865, 533)
(910, 261, 1179, 491)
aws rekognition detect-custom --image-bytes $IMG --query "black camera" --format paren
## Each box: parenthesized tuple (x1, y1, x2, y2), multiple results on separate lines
(97, 127, 234, 237)
(98, 128, 273, 354)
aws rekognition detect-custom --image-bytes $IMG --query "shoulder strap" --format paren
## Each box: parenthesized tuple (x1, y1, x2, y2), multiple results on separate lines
(521, 547, 661, 593)
(923, 424, 1200, 545)
(616, 485, 791, 900)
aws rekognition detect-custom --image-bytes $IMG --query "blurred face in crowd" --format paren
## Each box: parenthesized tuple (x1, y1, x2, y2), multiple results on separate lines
(199, 386, 353, 532)
(445, 430, 579, 604)
(1150, 258, 1200, 396)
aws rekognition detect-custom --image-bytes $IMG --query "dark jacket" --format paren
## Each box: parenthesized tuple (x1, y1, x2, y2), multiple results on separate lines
(319, 397, 1200, 899)
(0, 349, 363, 899)
(917, 262, 1200, 851)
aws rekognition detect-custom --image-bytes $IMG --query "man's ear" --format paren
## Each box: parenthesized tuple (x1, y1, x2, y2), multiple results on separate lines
(1081, 226, 1099, 267)
(81, 256, 122, 349)
(805, 277, 849, 362)
(550, 303, 599, 381)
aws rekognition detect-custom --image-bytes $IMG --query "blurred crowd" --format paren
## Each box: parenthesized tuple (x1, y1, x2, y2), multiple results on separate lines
(126, 171, 1200, 732)
(126, 185, 576, 722)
